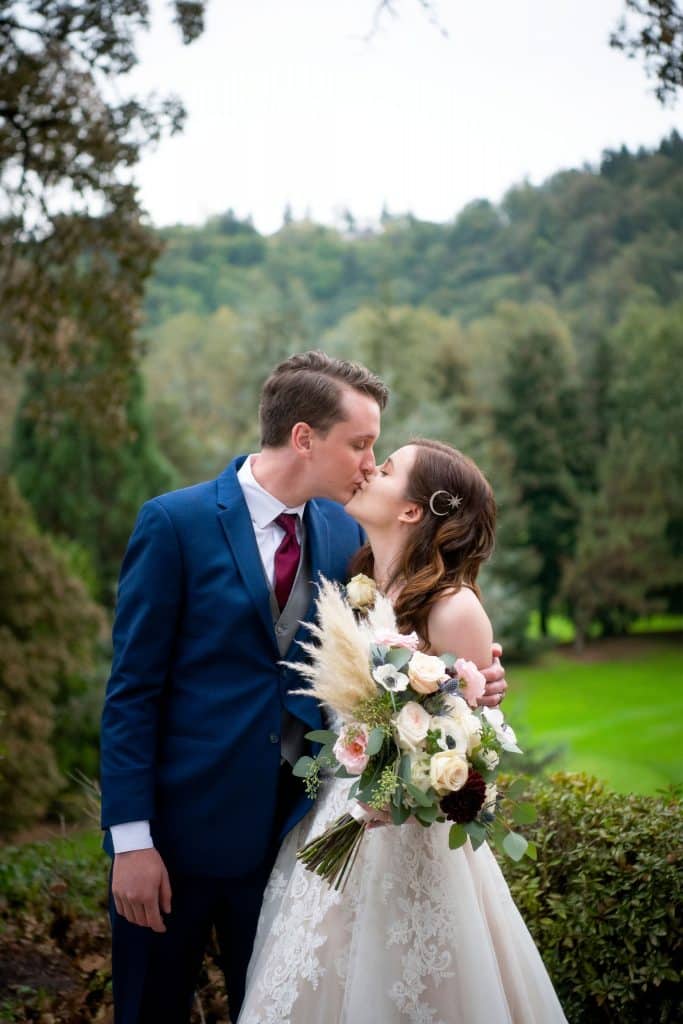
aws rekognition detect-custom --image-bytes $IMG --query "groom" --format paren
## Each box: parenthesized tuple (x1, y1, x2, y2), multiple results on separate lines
(100, 350, 507, 1023)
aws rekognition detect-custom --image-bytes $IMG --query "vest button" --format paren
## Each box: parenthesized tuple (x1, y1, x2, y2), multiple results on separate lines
(269, 732, 280, 744)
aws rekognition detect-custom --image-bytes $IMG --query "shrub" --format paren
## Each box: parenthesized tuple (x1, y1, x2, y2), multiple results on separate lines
(499, 773, 682, 1023)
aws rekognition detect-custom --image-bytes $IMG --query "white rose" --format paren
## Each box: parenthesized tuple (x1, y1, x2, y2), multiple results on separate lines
(407, 651, 448, 695)
(429, 750, 469, 795)
(409, 753, 432, 793)
(346, 574, 376, 609)
(394, 701, 431, 752)
(373, 663, 409, 692)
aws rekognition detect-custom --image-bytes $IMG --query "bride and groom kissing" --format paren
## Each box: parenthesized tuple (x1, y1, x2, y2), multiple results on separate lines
(101, 350, 566, 1023)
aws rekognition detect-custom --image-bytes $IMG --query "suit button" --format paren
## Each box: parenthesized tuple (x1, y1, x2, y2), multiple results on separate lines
(275, 624, 286, 635)
(269, 732, 280, 744)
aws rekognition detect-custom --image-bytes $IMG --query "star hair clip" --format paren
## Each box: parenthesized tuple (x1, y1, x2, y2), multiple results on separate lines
(429, 489, 464, 516)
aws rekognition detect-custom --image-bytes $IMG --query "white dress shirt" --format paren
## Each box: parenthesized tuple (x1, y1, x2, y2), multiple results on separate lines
(110, 455, 306, 854)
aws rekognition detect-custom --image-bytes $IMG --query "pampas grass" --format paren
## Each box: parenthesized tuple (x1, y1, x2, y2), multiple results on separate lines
(288, 577, 382, 719)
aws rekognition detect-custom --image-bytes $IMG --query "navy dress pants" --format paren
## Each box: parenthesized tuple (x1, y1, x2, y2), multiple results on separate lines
(110, 862, 270, 1024)
(109, 766, 305, 1024)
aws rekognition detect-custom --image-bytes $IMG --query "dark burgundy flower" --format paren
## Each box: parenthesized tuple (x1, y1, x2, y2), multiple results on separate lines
(439, 769, 486, 824)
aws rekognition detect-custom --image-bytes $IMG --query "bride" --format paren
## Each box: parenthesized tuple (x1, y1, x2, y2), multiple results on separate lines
(238, 439, 567, 1024)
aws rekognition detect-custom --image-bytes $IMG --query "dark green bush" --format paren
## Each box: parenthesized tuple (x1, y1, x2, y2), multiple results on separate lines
(499, 773, 682, 1023)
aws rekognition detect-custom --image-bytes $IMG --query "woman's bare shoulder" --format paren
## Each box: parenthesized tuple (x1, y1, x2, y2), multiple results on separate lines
(427, 587, 493, 668)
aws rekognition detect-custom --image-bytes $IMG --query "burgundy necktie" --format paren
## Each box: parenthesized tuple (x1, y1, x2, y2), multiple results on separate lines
(273, 513, 301, 611)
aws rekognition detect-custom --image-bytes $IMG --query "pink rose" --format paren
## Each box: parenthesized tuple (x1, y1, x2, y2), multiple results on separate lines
(455, 658, 486, 708)
(373, 628, 420, 650)
(333, 724, 370, 775)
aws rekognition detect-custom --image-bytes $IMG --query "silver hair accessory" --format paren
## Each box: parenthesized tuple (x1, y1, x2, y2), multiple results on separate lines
(429, 490, 463, 516)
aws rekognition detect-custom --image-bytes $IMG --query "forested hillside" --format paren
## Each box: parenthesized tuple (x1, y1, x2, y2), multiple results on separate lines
(10, 135, 682, 665)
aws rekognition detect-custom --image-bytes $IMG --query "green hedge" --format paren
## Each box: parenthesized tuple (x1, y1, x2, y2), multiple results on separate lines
(1, 778, 680, 1023)
(500, 773, 682, 1023)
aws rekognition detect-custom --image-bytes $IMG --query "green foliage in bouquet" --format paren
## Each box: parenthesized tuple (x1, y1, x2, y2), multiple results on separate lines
(500, 773, 682, 1024)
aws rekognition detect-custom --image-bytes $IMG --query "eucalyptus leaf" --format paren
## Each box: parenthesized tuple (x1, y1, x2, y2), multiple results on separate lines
(440, 653, 456, 667)
(404, 782, 434, 808)
(304, 729, 338, 745)
(386, 646, 411, 669)
(366, 727, 385, 756)
(502, 830, 528, 862)
(449, 823, 468, 849)
(524, 841, 538, 861)
(505, 778, 528, 800)
(415, 804, 440, 824)
(465, 820, 488, 850)
(292, 756, 314, 778)
(391, 801, 411, 825)
(399, 754, 412, 783)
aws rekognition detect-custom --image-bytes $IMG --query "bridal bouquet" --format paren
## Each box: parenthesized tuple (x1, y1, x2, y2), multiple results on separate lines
(292, 575, 536, 890)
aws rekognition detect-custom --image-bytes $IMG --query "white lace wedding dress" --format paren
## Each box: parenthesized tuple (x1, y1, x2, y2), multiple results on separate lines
(237, 775, 567, 1024)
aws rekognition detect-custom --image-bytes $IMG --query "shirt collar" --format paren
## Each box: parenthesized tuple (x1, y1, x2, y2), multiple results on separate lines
(237, 454, 306, 529)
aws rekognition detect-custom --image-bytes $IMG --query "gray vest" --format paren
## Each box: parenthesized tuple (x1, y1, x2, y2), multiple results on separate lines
(268, 525, 312, 765)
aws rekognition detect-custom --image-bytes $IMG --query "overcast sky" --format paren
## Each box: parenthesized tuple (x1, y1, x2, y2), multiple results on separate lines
(126, 0, 682, 234)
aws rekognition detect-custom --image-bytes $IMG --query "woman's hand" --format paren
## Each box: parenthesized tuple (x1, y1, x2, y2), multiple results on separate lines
(477, 642, 507, 708)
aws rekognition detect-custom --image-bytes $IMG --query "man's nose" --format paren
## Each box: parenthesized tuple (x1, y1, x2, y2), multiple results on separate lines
(361, 448, 376, 474)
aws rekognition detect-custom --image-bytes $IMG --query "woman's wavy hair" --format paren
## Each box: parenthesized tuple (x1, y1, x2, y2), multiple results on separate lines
(349, 438, 496, 646)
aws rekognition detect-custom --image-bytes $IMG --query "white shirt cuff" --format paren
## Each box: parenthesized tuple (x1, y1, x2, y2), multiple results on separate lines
(110, 820, 154, 853)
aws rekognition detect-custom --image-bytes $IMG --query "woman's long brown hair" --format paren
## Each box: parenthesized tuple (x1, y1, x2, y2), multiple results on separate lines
(349, 439, 496, 646)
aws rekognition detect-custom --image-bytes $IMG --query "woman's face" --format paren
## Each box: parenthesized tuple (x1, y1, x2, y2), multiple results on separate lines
(346, 444, 419, 529)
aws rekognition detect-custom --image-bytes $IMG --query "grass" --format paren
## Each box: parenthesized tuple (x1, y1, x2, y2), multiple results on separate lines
(505, 636, 683, 795)
(525, 611, 683, 642)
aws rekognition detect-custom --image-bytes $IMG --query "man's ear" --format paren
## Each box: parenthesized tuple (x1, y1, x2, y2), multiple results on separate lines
(398, 503, 423, 525)
(291, 422, 314, 455)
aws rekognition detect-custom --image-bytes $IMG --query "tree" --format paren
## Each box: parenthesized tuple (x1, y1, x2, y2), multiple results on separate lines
(143, 306, 257, 484)
(610, 1, 683, 104)
(561, 429, 672, 647)
(493, 304, 584, 635)
(0, 475, 105, 834)
(0, 0, 207, 431)
(11, 366, 177, 602)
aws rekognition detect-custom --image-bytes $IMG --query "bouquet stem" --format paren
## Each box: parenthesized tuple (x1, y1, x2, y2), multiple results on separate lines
(296, 813, 365, 891)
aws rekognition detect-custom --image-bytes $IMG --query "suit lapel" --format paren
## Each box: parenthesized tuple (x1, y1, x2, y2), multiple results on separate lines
(216, 458, 278, 654)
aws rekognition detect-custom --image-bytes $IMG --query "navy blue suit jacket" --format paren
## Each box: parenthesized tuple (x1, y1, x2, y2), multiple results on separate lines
(100, 456, 364, 877)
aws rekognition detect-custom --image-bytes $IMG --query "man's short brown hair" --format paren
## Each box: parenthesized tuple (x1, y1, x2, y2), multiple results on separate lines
(259, 351, 389, 448)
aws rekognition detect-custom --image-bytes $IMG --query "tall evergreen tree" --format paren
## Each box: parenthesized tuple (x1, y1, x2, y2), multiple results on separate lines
(11, 369, 177, 602)
(494, 304, 584, 634)
(562, 428, 673, 646)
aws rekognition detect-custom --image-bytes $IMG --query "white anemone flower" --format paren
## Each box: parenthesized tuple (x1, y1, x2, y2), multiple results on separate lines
(373, 663, 410, 692)
(481, 707, 522, 753)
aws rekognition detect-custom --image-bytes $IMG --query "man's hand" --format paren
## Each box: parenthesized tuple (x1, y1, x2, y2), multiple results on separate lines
(112, 848, 172, 933)
(478, 642, 507, 708)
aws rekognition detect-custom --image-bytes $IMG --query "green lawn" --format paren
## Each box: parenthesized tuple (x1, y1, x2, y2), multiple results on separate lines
(504, 637, 683, 796)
